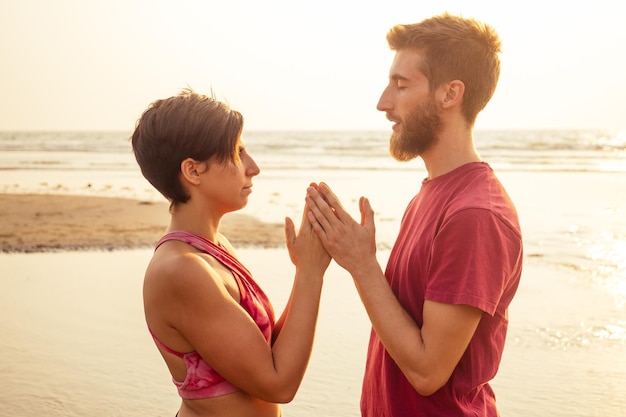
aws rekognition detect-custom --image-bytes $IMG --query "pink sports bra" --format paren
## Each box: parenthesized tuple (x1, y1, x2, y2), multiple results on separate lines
(149, 230, 275, 399)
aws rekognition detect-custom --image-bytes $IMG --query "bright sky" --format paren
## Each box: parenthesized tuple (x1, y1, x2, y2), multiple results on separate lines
(1, 0, 624, 131)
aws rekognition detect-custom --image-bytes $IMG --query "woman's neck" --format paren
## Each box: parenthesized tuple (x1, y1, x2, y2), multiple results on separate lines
(167, 202, 222, 244)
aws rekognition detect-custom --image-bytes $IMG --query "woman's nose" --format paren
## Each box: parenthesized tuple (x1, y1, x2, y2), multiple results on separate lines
(247, 155, 260, 176)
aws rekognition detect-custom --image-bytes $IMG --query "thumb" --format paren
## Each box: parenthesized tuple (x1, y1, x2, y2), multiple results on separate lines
(360, 197, 376, 233)
(284, 216, 296, 247)
(284, 216, 298, 265)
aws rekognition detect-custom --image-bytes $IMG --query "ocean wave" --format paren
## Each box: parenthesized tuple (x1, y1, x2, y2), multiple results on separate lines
(0, 129, 624, 173)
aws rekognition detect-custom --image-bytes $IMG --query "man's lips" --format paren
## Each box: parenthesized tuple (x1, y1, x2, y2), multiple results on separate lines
(386, 114, 400, 130)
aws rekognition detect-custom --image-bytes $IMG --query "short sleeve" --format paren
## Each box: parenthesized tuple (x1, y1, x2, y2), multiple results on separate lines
(424, 208, 522, 316)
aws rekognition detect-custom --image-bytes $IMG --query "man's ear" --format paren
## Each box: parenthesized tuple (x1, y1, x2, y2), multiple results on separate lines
(441, 80, 465, 109)
(180, 158, 201, 185)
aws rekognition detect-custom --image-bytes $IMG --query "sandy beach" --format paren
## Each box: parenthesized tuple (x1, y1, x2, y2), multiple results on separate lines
(1, 127, 625, 416)
(0, 194, 285, 252)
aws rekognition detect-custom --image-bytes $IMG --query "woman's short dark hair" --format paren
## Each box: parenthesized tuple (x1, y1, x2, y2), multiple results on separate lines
(131, 89, 243, 206)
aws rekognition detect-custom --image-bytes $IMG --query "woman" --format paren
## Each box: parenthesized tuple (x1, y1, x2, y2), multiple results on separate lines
(131, 89, 330, 416)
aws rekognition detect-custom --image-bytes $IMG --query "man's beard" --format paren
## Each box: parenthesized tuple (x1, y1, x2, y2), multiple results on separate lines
(389, 99, 441, 161)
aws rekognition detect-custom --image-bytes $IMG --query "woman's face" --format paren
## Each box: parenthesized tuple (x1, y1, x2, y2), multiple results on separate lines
(200, 137, 261, 214)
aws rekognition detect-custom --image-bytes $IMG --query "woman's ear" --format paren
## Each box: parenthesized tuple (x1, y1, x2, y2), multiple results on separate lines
(180, 158, 201, 185)
(441, 80, 465, 109)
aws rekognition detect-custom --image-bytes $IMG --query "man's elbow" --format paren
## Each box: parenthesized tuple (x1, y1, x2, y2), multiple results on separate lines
(414, 383, 441, 397)
(406, 372, 449, 397)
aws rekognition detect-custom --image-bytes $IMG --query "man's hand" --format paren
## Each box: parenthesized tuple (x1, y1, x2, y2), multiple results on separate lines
(305, 182, 377, 275)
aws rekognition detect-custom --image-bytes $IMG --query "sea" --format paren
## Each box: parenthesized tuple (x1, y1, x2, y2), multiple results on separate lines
(0, 129, 625, 416)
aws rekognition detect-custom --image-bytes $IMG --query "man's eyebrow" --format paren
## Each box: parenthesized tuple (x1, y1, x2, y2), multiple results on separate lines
(390, 73, 410, 81)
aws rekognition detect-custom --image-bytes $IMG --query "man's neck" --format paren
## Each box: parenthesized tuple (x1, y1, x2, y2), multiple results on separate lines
(421, 126, 481, 180)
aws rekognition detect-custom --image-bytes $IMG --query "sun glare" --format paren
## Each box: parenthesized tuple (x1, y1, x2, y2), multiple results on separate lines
(587, 232, 626, 308)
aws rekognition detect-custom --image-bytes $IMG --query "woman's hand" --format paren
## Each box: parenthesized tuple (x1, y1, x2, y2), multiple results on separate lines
(285, 194, 331, 276)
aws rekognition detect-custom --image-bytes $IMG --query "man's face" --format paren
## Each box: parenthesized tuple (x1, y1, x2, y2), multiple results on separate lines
(377, 50, 442, 161)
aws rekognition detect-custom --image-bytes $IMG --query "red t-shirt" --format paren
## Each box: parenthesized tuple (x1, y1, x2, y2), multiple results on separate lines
(361, 162, 523, 417)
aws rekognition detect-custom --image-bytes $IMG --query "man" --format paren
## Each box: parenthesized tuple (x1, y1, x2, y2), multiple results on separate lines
(305, 13, 523, 416)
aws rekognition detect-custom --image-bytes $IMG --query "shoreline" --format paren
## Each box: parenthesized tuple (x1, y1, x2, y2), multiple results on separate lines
(0, 193, 285, 253)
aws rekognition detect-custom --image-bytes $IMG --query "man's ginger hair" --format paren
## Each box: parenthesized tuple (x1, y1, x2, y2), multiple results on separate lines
(386, 13, 502, 125)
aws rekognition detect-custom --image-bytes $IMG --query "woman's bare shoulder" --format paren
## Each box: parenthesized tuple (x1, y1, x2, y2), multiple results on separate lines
(144, 241, 227, 303)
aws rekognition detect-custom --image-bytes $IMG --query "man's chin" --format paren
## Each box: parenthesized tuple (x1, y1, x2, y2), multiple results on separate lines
(389, 133, 417, 161)
(390, 147, 419, 162)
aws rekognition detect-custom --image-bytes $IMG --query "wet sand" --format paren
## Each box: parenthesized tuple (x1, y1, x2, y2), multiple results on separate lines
(0, 194, 285, 252)
(1, 170, 626, 416)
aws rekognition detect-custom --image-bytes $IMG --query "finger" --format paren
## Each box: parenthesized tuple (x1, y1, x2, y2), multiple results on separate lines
(306, 209, 328, 241)
(284, 216, 295, 248)
(306, 188, 337, 232)
(360, 197, 376, 232)
(317, 182, 352, 223)
(307, 191, 337, 232)
(284, 217, 299, 265)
